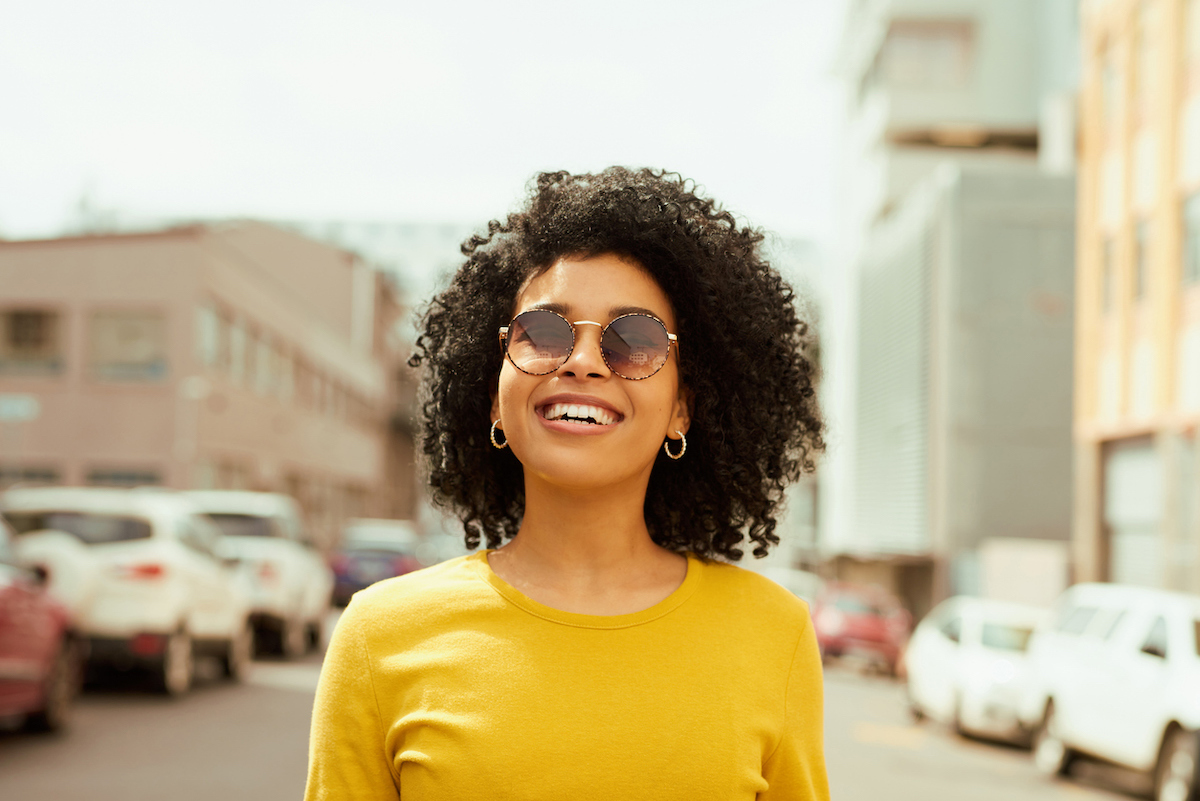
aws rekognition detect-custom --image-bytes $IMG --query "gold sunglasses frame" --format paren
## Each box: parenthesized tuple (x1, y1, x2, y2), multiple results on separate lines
(498, 310, 679, 381)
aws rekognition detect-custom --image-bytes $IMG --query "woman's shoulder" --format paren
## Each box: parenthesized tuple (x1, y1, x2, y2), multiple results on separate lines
(696, 559, 813, 622)
(339, 552, 492, 623)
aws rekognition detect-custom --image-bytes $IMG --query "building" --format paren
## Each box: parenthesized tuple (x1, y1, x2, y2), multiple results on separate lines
(0, 221, 417, 547)
(1073, 0, 1200, 591)
(850, 164, 1075, 614)
(825, 0, 1081, 615)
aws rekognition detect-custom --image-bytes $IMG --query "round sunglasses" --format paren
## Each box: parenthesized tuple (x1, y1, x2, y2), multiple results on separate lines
(498, 309, 678, 380)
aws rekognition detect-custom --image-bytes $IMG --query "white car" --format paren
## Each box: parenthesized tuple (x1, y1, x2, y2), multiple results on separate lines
(904, 596, 1046, 744)
(0, 487, 252, 695)
(1018, 583, 1200, 801)
(186, 491, 332, 658)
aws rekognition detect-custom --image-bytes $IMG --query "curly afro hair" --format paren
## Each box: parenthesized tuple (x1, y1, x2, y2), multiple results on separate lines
(409, 167, 823, 561)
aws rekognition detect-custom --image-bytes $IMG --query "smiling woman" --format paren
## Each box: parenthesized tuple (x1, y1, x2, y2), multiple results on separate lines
(305, 167, 828, 801)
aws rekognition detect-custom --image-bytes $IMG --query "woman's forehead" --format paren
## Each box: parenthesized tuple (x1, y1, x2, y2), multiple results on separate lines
(514, 254, 675, 324)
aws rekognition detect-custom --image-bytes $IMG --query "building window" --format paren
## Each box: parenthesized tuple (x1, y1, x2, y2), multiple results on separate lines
(1188, 0, 1200, 67)
(0, 309, 63, 376)
(86, 467, 162, 487)
(255, 336, 273, 395)
(228, 318, 245, 384)
(245, 328, 259, 390)
(0, 466, 61, 489)
(1135, 221, 1151, 299)
(1102, 52, 1123, 133)
(1186, 192, 1200, 284)
(195, 304, 219, 368)
(90, 311, 167, 382)
(1134, 2, 1159, 115)
(275, 345, 294, 401)
(881, 19, 975, 90)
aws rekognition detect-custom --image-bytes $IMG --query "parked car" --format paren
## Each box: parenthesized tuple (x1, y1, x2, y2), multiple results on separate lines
(1017, 583, 1200, 801)
(0, 514, 79, 731)
(811, 582, 911, 675)
(1, 487, 252, 695)
(187, 491, 333, 658)
(903, 596, 1045, 744)
(330, 519, 422, 606)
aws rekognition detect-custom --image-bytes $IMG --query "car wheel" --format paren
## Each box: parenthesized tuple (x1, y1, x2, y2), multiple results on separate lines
(25, 636, 81, 733)
(306, 619, 323, 653)
(1033, 702, 1074, 777)
(157, 629, 194, 696)
(952, 695, 969, 738)
(1155, 727, 1200, 801)
(904, 684, 925, 722)
(221, 621, 254, 682)
(282, 616, 307, 660)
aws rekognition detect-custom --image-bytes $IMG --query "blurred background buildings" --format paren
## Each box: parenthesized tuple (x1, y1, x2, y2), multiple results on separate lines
(818, 0, 1082, 617)
(1, 0, 1199, 618)
(1072, 0, 1200, 593)
(0, 222, 417, 548)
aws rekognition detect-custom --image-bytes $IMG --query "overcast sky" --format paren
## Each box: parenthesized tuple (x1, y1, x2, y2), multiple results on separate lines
(1, 0, 846, 244)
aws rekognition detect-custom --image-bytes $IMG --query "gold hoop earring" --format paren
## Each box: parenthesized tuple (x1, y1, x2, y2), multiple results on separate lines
(490, 420, 508, 450)
(663, 430, 686, 460)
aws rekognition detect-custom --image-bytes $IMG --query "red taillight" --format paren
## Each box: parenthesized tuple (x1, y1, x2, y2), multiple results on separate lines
(130, 633, 167, 656)
(392, 556, 418, 575)
(113, 563, 166, 580)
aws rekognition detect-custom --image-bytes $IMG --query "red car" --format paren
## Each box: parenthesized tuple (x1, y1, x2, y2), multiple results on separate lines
(0, 514, 79, 732)
(811, 583, 911, 675)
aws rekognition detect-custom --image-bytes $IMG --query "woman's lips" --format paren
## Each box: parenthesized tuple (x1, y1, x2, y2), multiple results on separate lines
(539, 402, 618, 426)
(535, 398, 623, 434)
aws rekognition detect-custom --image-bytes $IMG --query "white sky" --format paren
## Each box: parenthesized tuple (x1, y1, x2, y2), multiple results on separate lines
(1, 0, 846, 243)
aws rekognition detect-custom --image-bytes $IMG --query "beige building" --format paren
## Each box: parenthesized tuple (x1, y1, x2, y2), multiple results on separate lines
(0, 222, 416, 547)
(1074, 0, 1200, 589)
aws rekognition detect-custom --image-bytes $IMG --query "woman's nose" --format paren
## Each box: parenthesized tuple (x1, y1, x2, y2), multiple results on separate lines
(560, 322, 610, 378)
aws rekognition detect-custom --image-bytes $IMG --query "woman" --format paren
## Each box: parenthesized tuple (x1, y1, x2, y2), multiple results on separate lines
(305, 168, 828, 800)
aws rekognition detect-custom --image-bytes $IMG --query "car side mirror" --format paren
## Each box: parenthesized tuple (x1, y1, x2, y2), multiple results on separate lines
(1141, 643, 1166, 659)
(29, 564, 50, 586)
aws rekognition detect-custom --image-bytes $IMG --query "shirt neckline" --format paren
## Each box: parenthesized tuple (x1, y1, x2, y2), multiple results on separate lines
(466, 549, 704, 630)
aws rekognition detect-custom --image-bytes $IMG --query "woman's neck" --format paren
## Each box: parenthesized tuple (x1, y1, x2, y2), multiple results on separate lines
(486, 475, 688, 615)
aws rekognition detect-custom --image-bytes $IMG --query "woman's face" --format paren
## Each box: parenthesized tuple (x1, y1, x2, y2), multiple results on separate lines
(492, 253, 690, 493)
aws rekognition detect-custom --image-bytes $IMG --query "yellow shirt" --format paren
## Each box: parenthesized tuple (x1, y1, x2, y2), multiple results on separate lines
(305, 551, 829, 800)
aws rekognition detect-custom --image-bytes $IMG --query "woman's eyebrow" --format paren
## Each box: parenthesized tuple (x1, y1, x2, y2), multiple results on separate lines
(609, 305, 661, 319)
(523, 302, 663, 320)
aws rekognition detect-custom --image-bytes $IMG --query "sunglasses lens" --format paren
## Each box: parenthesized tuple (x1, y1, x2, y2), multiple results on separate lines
(602, 315, 670, 379)
(507, 311, 573, 375)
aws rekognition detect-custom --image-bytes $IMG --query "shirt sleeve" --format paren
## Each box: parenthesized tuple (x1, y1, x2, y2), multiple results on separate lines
(759, 613, 831, 801)
(304, 598, 401, 801)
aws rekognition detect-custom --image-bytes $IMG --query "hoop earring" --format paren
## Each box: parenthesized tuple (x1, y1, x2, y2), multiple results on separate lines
(490, 420, 508, 450)
(663, 430, 686, 460)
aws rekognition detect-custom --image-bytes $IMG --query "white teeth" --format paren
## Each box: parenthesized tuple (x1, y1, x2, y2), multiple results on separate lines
(543, 403, 616, 426)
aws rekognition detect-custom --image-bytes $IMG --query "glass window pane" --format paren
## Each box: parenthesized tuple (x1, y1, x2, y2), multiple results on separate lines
(1057, 605, 1098, 635)
(981, 623, 1034, 652)
(195, 304, 219, 367)
(90, 311, 167, 381)
(0, 310, 64, 376)
(1185, 193, 1200, 285)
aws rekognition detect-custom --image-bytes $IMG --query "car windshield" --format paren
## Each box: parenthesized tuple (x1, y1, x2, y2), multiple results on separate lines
(206, 513, 276, 538)
(3, 511, 152, 544)
(831, 595, 886, 616)
(981, 623, 1034, 652)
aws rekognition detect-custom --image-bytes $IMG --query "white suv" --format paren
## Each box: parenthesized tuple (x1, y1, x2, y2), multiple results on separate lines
(186, 491, 332, 658)
(0, 487, 253, 695)
(1018, 583, 1200, 801)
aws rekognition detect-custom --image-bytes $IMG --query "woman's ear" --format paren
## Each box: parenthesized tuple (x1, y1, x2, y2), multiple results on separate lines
(490, 391, 500, 425)
(671, 384, 693, 435)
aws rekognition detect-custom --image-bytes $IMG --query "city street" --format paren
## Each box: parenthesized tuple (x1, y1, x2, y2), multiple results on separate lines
(0, 618, 1152, 801)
